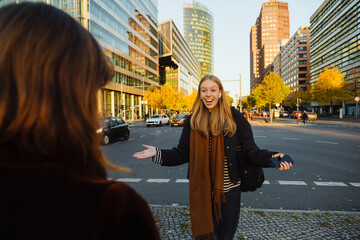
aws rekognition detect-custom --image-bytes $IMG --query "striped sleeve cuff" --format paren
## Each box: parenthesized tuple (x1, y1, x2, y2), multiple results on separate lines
(152, 148, 163, 164)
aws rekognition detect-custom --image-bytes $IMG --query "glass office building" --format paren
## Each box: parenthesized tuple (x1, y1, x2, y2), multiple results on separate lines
(183, 1, 214, 78)
(310, 0, 360, 114)
(0, 0, 159, 120)
(274, 26, 311, 93)
(158, 19, 201, 95)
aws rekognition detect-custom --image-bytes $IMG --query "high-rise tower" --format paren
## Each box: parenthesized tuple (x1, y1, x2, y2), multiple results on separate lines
(184, 1, 214, 78)
(250, 0, 289, 92)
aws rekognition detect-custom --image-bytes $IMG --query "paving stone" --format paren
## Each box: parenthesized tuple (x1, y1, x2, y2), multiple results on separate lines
(151, 206, 360, 239)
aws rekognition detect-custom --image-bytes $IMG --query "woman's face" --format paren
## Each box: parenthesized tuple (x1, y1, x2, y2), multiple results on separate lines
(200, 79, 221, 112)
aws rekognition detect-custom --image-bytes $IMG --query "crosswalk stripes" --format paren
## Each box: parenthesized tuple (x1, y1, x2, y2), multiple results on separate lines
(109, 178, 360, 187)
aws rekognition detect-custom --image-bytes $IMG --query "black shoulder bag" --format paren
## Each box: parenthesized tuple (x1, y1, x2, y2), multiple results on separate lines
(233, 114, 265, 192)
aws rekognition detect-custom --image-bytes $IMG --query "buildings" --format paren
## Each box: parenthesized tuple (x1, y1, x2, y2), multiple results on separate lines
(250, 0, 290, 92)
(183, 1, 214, 78)
(0, 0, 159, 120)
(274, 26, 311, 93)
(158, 19, 201, 95)
(310, 0, 360, 114)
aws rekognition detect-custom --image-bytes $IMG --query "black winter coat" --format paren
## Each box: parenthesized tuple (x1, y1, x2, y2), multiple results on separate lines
(160, 107, 275, 183)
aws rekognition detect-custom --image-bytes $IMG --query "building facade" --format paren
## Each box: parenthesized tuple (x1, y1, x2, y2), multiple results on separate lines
(183, 1, 214, 78)
(158, 19, 201, 95)
(0, 0, 159, 120)
(250, 0, 289, 92)
(310, 0, 360, 114)
(274, 26, 311, 93)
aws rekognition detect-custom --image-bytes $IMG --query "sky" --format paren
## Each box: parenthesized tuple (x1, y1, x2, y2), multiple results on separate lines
(158, 0, 324, 98)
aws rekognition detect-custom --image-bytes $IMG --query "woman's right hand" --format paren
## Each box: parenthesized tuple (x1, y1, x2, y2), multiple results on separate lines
(133, 144, 156, 159)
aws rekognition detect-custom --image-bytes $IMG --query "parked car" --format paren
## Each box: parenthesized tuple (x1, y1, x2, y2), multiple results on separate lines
(146, 114, 170, 127)
(97, 117, 130, 145)
(307, 112, 318, 121)
(170, 114, 189, 127)
(281, 111, 289, 117)
(291, 111, 302, 119)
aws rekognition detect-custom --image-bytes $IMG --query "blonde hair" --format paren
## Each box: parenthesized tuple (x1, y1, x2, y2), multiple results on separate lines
(190, 75, 237, 137)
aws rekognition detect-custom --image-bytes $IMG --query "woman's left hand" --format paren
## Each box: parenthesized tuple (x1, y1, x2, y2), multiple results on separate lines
(273, 153, 293, 171)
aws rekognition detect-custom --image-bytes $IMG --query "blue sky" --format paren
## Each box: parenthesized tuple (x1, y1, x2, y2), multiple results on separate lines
(158, 0, 324, 97)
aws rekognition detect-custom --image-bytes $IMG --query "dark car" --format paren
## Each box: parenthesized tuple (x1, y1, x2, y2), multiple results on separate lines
(97, 117, 130, 145)
(170, 114, 189, 127)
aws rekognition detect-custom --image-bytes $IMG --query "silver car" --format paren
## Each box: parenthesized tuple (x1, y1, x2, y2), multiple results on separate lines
(146, 114, 170, 127)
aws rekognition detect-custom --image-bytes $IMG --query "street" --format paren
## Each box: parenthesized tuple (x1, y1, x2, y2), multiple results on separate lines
(102, 118, 360, 212)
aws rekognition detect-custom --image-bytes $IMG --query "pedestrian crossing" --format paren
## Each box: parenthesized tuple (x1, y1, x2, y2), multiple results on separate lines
(109, 178, 360, 187)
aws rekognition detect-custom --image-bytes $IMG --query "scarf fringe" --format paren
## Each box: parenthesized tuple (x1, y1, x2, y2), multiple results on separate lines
(213, 190, 226, 223)
(193, 232, 215, 240)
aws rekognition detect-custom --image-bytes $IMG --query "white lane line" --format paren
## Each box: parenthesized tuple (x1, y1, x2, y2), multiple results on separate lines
(147, 179, 170, 183)
(278, 180, 307, 186)
(254, 136, 267, 138)
(176, 179, 189, 183)
(316, 140, 338, 145)
(263, 180, 270, 184)
(140, 135, 146, 138)
(314, 181, 347, 187)
(282, 137, 300, 141)
(115, 178, 142, 183)
(128, 138, 135, 141)
(350, 183, 360, 187)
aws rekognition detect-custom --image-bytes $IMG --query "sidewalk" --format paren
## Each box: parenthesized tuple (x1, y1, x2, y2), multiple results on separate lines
(249, 116, 360, 126)
(150, 205, 360, 239)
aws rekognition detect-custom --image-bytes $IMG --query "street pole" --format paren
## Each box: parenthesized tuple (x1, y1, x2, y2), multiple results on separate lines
(356, 101, 358, 120)
(297, 98, 299, 112)
(239, 74, 242, 112)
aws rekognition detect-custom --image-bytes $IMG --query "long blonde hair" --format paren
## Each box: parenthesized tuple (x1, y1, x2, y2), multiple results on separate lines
(190, 75, 237, 137)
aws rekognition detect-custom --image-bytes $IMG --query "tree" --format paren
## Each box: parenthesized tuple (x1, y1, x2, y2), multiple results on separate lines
(312, 67, 352, 114)
(261, 72, 291, 110)
(184, 90, 197, 111)
(283, 90, 312, 108)
(250, 85, 267, 109)
(241, 97, 249, 110)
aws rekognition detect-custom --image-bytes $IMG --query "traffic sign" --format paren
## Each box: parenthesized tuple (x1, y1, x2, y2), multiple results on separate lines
(355, 96, 360, 102)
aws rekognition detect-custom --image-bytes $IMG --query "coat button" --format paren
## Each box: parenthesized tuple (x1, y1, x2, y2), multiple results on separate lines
(226, 146, 229, 149)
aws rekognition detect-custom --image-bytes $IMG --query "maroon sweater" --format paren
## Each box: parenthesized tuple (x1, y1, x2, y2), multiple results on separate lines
(0, 155, 160, 240)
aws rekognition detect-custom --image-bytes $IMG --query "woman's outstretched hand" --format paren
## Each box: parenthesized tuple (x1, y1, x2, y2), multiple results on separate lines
(133, 144, 156, 159)
(272, 153, 293, 171)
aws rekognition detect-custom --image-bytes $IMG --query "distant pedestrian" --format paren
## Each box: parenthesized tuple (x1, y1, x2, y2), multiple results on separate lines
(0, 3, 160, 239)
(133, 75, 292, 240)
(352, 108, 355, 116)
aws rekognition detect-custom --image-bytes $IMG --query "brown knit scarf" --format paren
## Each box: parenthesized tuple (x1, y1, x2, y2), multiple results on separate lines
(189, 130, 226, 240)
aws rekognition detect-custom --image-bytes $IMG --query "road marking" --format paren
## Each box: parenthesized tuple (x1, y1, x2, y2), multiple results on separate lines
(263, 180, 270, 184)
(147, 178, 170, 183)
(315, 140, 338, 145)
(314, 181, 347, 187)
(350, 183, 360, 187)
(140, 135, 146, 138)
(115, 178, 142, 183)
(254, 136, 267, 138)
(281, 137, 300, 141)
(278, 180, 307, 185)
(176, 179, 189, 183)
(128, 138, 135, 141)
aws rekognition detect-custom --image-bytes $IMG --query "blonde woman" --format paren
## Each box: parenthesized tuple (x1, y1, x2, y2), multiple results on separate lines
(134, 75, 292, 240)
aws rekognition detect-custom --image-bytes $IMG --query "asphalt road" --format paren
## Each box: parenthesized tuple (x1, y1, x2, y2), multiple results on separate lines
(102, 119, 360, 211)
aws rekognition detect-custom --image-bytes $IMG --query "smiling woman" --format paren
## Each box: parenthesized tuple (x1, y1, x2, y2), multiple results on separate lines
(134, 74, 292, 240)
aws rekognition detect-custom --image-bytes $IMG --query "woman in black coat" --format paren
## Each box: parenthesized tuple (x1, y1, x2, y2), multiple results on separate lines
(134, 75, 292, 240)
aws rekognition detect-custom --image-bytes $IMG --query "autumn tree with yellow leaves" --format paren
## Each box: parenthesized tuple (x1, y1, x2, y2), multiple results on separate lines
(312, 67, 352, 113)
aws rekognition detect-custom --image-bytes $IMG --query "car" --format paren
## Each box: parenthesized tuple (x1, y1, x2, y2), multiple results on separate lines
(307, 112, 318, 121)
(291, 111, 302, 119)
(97, 117, 130, 145)
(146, 114, 170, 127)
(281, 111, 289, 117)
(170, 114, 189, 127)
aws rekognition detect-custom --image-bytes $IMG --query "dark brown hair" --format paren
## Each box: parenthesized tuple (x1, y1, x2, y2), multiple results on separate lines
(0, 3, 124, 177)
(191, 75, 236, 137)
